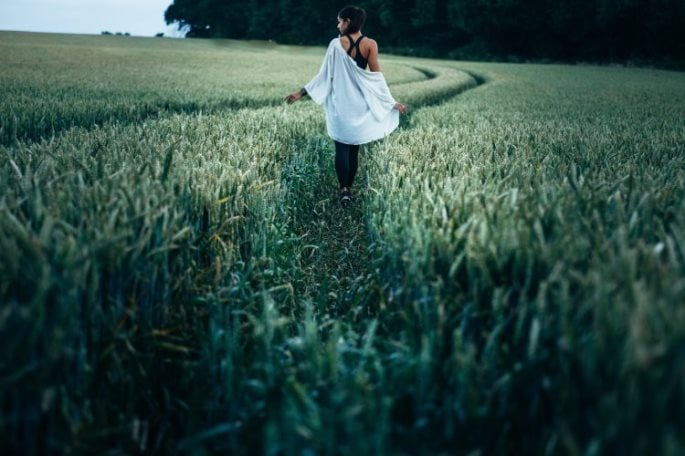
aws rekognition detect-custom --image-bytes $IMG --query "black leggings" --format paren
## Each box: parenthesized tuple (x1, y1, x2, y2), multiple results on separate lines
(334, 141, 360, 189)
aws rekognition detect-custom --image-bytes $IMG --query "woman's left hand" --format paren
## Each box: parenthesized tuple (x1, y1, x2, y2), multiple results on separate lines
(284, 91, 303, 104)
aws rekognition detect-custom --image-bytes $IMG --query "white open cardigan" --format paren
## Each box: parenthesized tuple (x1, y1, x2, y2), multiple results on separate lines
(304, 37, 400, 145)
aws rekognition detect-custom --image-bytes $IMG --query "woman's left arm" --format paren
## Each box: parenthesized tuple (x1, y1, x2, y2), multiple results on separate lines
(285, 40, 335, 105)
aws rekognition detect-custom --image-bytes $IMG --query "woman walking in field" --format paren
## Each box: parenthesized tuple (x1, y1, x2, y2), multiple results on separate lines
(285, 5, 407, 205)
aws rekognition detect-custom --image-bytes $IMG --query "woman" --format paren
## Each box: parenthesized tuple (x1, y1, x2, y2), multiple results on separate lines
(284, 5, 407, 204)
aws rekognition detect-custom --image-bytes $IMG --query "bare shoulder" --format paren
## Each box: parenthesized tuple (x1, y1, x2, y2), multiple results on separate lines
(364, 37, 381, 71)
(361, 37, 378, 59)
(363, 37, 378, 50)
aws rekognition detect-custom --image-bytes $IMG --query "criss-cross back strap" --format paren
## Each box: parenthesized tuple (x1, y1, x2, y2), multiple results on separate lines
(344, 34, 365, 57)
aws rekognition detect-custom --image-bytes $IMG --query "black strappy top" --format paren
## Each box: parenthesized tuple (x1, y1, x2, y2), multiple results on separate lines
(343, 34, 368, 70)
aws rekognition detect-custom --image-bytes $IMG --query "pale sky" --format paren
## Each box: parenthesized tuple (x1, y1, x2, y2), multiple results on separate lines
(0, 0, 186, 37)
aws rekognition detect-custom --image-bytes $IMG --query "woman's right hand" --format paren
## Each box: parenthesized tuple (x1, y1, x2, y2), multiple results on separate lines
(394, 103, 408, 114)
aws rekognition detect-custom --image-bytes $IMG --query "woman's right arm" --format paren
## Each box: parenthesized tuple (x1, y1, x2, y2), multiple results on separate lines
(367, 40, 381, 72)
(367, 40, 407, 114)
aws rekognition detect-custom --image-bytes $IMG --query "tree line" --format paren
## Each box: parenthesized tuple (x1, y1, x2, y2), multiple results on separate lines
(164, 0, 685, 62)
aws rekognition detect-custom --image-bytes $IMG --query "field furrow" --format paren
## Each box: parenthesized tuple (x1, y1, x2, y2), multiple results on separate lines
(2, 32, 685, 455)
(0, 31, 436, 146)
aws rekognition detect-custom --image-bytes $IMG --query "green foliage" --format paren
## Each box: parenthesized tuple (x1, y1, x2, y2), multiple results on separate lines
(1, 31, 684, 454)
(164, 0, 685, 61)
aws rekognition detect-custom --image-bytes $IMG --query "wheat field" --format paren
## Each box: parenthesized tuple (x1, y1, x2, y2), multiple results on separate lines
(1, 31, 684, 454)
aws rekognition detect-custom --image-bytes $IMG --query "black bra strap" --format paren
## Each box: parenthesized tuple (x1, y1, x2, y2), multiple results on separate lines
(344, 34, 365, 56)
(344, 34, 354, 55)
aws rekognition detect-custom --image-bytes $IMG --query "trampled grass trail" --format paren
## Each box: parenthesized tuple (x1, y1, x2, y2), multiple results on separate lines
(274, 69, 483, 321)
(280, 137, 378, 316)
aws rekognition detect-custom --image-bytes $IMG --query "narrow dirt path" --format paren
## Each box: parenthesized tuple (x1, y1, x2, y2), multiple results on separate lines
(279, 135, 378, 320)
(276, 68, 485, 319)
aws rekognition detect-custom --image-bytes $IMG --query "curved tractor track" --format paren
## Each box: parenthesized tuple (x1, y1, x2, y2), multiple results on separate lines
(272, 63, 485, 316)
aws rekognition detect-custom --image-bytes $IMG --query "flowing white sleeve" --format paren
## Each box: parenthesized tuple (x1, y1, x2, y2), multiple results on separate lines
(355, 70, 397, 121)
(304, 42, 335, 105)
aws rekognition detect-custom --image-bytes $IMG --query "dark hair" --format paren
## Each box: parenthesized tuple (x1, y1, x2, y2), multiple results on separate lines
(338, 5, 366, 34)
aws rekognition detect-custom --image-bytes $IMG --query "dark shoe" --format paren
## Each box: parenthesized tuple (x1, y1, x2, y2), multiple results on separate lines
(340, 188, 352, 205)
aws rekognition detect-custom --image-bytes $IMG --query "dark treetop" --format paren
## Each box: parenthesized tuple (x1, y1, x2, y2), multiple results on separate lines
(165, 0, 685, 63)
